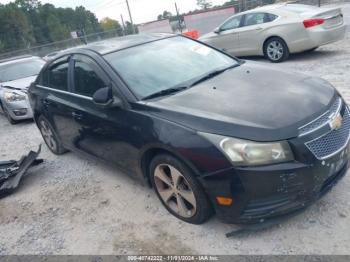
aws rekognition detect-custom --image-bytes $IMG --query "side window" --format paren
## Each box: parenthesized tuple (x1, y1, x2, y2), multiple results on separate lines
(39, 68, 49, 86)
(220, 16, 242, 31)
(266, 13, 278, 22)
(73, 60, 107, 97)
(48, 62, 69, 91)
(243, 13, 267, 27)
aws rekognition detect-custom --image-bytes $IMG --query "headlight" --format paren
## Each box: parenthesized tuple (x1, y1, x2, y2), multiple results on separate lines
(4, 91, 26, 102)
(200, 132, 294, 166)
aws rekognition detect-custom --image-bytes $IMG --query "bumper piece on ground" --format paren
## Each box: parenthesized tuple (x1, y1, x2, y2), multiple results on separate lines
(0, 145, 43, 198)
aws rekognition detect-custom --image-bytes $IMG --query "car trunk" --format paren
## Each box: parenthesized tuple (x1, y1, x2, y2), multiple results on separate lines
(301, 7, 344, 29)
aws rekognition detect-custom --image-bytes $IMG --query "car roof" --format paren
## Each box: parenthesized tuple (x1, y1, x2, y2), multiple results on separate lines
(240, 3, 317, 14)
(62, 33, 175, 56)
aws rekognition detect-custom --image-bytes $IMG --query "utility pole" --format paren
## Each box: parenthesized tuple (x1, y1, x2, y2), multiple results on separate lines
(175, 2, 182, 33)
(120, 14, 126, 36)
(126, 0, 135, 34)
(318, 0, 321, 7)
(239, 0, 245, 12)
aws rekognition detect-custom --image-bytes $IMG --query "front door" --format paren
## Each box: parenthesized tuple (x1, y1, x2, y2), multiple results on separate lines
(68, 54, 138, 171)
(210, 15, 243, 55)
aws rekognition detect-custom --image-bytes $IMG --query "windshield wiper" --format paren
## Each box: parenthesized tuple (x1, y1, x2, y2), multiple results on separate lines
(141, 64, 239, 100)
(189, 64, 239, 87)
(142, 86, 189, 100)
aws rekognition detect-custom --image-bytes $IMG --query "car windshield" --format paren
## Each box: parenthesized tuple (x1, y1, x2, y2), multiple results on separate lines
(104, 36, 239, 99)
(0, 59, 45, 82)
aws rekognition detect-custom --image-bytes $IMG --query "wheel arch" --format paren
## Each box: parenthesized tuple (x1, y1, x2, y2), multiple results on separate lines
(139, 145, 201, 187)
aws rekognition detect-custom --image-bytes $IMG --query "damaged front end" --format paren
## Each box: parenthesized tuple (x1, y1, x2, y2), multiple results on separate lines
(0, 145, 43, 198)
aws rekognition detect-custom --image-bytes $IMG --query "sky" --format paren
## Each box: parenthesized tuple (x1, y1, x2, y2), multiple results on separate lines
(0, 0, 229, 24)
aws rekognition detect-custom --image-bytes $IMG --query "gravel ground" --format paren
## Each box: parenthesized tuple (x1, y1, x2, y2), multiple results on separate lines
(1, 6, 350, 255)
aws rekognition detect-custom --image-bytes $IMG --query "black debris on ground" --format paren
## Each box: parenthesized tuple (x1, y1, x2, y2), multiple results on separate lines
(0, 145, 43, 198)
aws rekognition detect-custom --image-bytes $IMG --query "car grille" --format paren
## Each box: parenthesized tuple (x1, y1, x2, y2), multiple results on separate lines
(305, 107, 350, 160)
(299, 98, 342, 136)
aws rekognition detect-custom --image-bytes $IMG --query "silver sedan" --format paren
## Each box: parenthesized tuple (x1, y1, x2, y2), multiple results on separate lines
(199, 3, 347, 62)
(0, 56, 45, 124)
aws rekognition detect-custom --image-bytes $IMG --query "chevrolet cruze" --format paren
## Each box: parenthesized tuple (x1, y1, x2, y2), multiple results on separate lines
(28, 34, 349, 224)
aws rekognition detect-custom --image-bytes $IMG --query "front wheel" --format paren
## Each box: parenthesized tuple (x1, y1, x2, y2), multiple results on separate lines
(150, 154, 213, 224)
(264, 37, 289, 63)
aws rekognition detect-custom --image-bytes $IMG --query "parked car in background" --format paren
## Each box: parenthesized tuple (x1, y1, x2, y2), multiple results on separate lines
(29, 34, 349, 224)
(199, 3, 347, 62)
(0, 56, 45, 124)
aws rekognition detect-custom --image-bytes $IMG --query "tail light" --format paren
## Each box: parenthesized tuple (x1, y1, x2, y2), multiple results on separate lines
(303, 18, 325, 28)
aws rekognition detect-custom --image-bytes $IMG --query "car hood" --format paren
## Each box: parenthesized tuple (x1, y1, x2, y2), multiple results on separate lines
(1, 75, 37, 92)
(140, 61, 336, 142)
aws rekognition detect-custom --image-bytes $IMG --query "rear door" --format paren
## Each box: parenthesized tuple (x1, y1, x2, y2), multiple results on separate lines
(210, 15, 243, 54)
(238, 12, 278, 55)
(36, 56, 78, 146)
(69, 54, 135, 170)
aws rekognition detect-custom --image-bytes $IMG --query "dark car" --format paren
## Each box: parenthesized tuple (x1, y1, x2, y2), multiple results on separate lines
(28, 34, 349, 224)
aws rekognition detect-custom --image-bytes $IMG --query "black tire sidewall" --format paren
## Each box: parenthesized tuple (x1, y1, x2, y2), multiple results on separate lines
(150, 154, 213, 224)
(38, 115, 66, 155)
(264, 37, 289, 63)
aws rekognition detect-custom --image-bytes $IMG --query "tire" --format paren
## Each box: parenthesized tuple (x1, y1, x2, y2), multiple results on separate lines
(150, 154, 213, 224)
(38, 115, 67, 155)
(264, 37, 289, 63)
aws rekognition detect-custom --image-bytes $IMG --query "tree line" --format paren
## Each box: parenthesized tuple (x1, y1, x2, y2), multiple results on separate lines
(0, 0, 133, 55)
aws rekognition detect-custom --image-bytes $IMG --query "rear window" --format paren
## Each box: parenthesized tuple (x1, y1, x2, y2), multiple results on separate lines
(280, 4, 319, 14)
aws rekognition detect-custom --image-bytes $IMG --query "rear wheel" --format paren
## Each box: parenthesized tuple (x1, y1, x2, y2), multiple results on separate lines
(150, 154, 213, 224)
(264, 37, 289, 63)
(38, 115, 67, 155)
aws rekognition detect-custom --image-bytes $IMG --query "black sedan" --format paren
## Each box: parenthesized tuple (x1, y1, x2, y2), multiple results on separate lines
(28, 34, 350, 224)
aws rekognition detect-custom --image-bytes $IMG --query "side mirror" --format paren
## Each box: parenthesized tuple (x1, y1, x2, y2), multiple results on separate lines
(92, 86, 122, 108)
(214, 27, 221, 34)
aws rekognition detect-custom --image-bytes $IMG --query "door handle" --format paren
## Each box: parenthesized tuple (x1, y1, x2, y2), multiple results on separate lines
(256, 27, 263, 30)
(72, 112, 83, 120)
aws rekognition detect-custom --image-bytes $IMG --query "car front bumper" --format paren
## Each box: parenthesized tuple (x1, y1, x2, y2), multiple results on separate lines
(199, 141, 350, 224)
(2, 97, 33, 120)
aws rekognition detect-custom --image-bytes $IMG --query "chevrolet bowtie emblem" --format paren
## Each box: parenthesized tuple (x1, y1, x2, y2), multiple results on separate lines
(329, 113, 343, 130)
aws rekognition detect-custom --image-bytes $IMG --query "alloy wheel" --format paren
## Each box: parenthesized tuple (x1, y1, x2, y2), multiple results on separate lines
(154, 164, 197, 218)
(40, 120, 58, 152)
(267, 40, 284, 61)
